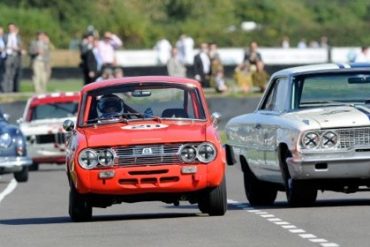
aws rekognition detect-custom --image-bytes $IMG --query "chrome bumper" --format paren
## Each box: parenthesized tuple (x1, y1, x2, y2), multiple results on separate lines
(27, 143, 65, 159)
(0, 156, 33, 173)
(287, 156, 370, 180)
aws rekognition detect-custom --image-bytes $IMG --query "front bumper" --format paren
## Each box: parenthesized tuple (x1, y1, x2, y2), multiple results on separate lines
(0, 156, 33, 173)
(71, 161, 225, 195)
(28, 143, 66, 164)
(287, 155, 370, 180)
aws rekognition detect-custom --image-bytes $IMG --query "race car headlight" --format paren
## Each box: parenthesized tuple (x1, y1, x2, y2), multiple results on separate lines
(97, 149, 114, 166)
(179, 145, 197, 162)
(302, 132, 320, 149)
(78, 149, 98, 169)
(321, 131, 338, 148)
(0, 133, 12, 148)
(197, 142, 216, 163)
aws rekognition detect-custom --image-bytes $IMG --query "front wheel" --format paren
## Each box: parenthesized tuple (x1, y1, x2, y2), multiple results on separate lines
(29, 162, 39, 171)
(14, 166, 29, 182)
(286, 179, 317, 207)
(198, 177, 227, 216)
(242, 158, 277, 206)
(278, 146, 317, 207)
(69, 185, 92, 222)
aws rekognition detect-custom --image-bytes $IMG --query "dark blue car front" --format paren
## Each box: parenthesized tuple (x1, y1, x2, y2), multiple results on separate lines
(0, 110, 32, 182)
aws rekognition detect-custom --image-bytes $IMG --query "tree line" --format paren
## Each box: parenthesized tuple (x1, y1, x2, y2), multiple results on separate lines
(1, 0, 370, 49)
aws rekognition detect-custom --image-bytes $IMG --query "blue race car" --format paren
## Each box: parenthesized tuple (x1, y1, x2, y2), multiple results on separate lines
(0, 109, 32, 182)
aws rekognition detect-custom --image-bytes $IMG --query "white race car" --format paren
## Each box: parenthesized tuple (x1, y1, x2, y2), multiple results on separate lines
(225, 63, 370, 206)
(19, 92, 80, 170)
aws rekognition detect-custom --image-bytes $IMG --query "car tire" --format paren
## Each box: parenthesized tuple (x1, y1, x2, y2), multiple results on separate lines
(29, 162, 39, 171)
(278, 145, 317, 207)
(198, 200, 209, 214)
(14, 166, 29, 182)
(69, 185, 92, 222)
(241, 158, 277, 206)
(286, 179, 317, 207)
(198, 176, 227, 216)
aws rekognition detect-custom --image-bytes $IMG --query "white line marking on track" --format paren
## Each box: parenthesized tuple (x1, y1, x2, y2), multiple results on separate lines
(260, 214, 275, 218)
(290, 229, 306, 233)
(310, 239, 328, 243)
(255, 211, 269, 215)
(227, 199, 340, 246)
(274, 221, 290, 225)
(282, 225, 297, 229)
(300, 234, 317, 239)
(321, 243, 339, 247)
(0, 179, 17, 205)
(267, 218, 282, 222)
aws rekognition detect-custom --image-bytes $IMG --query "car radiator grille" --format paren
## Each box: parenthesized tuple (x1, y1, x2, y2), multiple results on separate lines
(112, 144, 182, 166)
(338, 128, 370, 149)
(29, 133, 66, 144)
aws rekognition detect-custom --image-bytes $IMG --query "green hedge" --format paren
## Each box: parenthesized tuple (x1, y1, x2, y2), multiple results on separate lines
(1, 0, 370, 49)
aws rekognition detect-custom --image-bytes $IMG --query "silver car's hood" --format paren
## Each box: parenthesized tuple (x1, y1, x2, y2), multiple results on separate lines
(284, 105, 370, 129)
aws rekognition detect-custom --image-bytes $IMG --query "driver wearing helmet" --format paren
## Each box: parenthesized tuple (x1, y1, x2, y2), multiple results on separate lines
(97, 94, 124, 119)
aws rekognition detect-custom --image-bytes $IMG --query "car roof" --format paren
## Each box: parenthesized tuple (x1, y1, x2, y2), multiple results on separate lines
(272, 63, 370, 77)
(81, 76, 202, 93)
(29, 92, 80, 106)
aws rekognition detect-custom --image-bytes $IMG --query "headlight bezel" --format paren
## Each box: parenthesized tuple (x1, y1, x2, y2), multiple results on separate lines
(301, 131, 320, 149)
(0, 133, 12, 149)
(78, 149, 99, 169)
(301, 130, 339, 150)
(321, 131, 339, 149)
(79, 148, 117, 169)
(179, 144, 197, 162)
(97, 149, 115, 167)
(196, 142, 217, 163)
(179, 142, 217, 164)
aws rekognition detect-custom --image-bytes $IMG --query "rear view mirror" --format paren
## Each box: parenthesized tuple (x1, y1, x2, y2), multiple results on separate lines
(132, 90, 152, 97)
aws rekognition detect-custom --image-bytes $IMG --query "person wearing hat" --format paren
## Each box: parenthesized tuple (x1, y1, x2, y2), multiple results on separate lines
(97, 31, 122, 72)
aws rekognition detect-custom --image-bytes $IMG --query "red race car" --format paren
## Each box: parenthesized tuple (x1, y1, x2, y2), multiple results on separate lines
(19, 92, 80, 170)
(64, 76, 227, 221)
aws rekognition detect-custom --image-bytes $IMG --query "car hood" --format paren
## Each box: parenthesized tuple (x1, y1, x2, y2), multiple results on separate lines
(0, 121, 21, 135)
(81, 121, 207, 147)
(284, 105, 370, 129)
(20, 117, 76, 135)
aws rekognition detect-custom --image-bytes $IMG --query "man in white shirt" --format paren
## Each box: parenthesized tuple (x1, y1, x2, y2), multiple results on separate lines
(97, 31, 122, 71)
(183, 35, 194, 65)
(176, 34, 194, 65)
(3, 23, 22, 92)
(154, 38, 172, 65)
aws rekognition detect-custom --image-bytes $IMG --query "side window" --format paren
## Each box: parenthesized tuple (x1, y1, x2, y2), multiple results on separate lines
(260, 77, 289, 112)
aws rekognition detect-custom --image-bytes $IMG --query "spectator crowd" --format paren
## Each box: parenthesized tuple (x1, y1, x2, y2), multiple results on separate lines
(5, 23, 359, 95)
(0, 22, 53, 94)
(79, 27, 123, 85)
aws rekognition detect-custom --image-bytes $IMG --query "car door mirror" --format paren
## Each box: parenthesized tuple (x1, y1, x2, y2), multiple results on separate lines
(63, 119, 75, 132)
(211, 112, 222, 126)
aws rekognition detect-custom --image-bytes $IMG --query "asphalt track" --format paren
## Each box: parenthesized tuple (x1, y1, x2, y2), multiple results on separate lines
(1, 97, 370, 247)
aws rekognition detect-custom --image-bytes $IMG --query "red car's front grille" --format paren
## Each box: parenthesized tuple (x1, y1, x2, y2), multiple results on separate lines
(113, 144, 182, 166)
